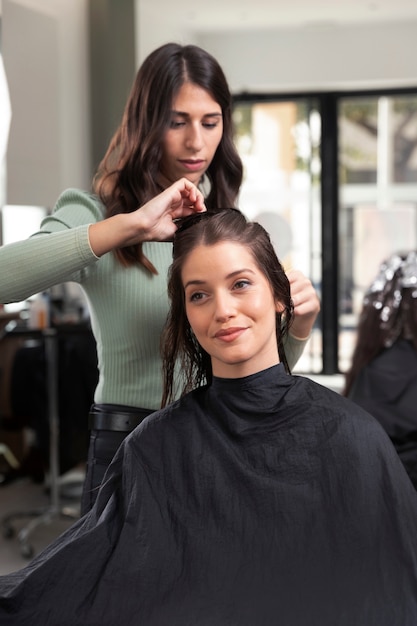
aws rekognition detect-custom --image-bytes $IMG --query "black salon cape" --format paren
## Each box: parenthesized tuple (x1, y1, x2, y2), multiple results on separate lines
(348, 338, 417, 488)
(1, 364, 417, 626)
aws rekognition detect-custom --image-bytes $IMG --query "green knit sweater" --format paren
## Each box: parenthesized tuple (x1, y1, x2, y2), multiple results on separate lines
(0, 189, 307, 410)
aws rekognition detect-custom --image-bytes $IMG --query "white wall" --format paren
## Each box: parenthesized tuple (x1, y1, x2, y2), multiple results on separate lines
(3, 0, 417, 212)
(135, 5, 417, 93)
(198, 22, 417, 93)
(2, 0, 90, 209)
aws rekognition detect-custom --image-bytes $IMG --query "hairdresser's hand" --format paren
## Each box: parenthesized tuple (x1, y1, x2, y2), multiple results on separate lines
(287, 269, 320, 340)
(88, 178, 206, 256)
(138, 178, 207, 242)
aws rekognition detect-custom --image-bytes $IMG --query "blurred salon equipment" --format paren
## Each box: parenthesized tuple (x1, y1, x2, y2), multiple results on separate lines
(0, 290, 98, 558)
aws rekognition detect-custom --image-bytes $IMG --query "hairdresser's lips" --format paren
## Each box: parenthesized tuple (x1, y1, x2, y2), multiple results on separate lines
(214, 327, 247, 343)
(178, 159, 206, 173)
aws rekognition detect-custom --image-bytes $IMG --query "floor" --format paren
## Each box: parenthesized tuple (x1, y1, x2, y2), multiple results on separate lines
(0, 470, 84, 575)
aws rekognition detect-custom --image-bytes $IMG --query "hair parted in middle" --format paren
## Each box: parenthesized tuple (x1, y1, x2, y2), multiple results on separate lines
(161, 209, 294, 407)
(93, 43, 243, 273)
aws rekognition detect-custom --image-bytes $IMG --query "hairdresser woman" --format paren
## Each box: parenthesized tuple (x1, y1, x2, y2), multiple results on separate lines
(0, 43, 320, 514)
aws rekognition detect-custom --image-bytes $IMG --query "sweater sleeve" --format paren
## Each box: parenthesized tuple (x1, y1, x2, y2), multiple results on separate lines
(0, 189, 101, 303)
(283, 333, 308, 370)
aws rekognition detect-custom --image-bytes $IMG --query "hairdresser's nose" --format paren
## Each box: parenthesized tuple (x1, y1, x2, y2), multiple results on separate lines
(214, 291, 235, 322)
(185, 123, 204, 152)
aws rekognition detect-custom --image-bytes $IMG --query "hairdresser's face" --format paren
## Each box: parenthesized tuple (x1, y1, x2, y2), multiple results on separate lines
(160, 82, 223, 186)
(182, 242, 282, 378)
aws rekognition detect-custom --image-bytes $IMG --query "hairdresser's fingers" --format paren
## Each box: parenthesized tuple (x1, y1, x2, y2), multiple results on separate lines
(288, 270, 316, 305)
(88, 180, 206, 254)
(287, 269, 320, 339)
(138, 179, 207, 241)
(168, 178, 207, 217)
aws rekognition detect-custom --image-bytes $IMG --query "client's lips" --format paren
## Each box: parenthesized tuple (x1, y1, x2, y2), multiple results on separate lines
(214, 327, 246, 342)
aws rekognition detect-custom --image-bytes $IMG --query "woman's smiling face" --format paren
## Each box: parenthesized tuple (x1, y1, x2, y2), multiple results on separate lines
(181, 241, 282, 379)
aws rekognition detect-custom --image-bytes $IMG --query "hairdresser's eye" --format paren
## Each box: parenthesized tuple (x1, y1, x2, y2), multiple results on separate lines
(202, 114, 222, 129)
(202, 121, 220, 129)
(170, 120, 185, 129)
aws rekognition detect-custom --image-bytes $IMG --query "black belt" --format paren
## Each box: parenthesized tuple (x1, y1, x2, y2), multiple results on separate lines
(88, 409, 152, 432)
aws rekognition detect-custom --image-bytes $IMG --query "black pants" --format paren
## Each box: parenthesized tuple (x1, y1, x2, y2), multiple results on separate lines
(80, 404, 152, 516)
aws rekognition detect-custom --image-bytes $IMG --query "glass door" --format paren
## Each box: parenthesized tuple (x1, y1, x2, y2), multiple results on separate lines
(338, 94, 417, 371)
(233, 98, 322, 372)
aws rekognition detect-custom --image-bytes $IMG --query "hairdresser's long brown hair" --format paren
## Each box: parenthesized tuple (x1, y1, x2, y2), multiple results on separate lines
(93, 43, 243, 274)
(161, 210, 294, 407)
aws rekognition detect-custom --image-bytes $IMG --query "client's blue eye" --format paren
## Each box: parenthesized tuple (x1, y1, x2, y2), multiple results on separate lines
(233, 280, 251, 290)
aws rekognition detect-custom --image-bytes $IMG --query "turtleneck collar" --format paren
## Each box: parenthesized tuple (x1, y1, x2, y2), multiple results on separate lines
(211, 363, 287, 392)
(205, 363, 295, 437)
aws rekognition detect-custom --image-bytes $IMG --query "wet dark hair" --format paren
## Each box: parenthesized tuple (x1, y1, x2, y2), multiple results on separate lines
(93, 43, 243, 273)
(343, 251, 417, 397)
(161, 209, 294, 406)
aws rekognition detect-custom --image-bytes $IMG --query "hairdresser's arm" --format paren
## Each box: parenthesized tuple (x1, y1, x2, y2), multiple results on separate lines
(278, 270, 321, 370)
(0, 180, 205, 303)
(0, 191, 102, 303)
(0, 228, 97, 304)
(88, 178, 206, 256)
(287, 269, 320, 341)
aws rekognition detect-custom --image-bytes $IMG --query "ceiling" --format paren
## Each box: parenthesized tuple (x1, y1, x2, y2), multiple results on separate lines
(140, 0, 417, 31)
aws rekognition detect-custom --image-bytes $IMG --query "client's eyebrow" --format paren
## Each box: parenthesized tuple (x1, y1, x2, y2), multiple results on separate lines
(184, 268, 255, 290)
(171, 110, 222, 119)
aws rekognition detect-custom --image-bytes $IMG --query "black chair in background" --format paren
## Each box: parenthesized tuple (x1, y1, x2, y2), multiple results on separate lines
(1, 325, 98, 558)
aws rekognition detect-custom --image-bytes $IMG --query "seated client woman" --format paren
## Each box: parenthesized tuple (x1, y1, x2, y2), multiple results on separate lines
(1, 209, 417, 625)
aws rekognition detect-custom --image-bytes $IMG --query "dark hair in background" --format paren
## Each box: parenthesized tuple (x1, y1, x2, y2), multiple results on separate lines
(343, 251, 417, 397)
(161, 209, 294, 407)
(93, 43, 243, 273)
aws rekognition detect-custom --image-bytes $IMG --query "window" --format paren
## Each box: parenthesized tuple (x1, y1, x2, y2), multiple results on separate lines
(233, 89, 417, 376)
(233, 96, 322, 372)
(338, 93, 417, 371)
